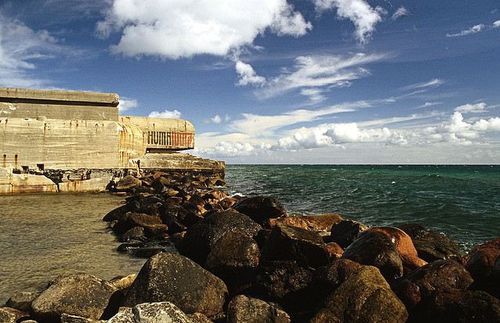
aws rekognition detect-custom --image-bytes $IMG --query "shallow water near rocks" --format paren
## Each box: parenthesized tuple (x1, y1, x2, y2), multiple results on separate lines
(0, 193, 146, 303)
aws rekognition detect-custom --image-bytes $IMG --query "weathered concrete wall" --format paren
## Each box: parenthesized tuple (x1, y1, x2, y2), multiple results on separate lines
(0, 118, 123, 169)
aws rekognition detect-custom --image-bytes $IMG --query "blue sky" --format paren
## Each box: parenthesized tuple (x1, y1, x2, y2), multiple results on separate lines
(1, 0, 499, 163)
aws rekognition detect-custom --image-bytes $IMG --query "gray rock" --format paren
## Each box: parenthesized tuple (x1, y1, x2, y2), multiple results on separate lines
(107, 307, 134, 323)
(187, 313, 212, 323)
(31, 273, 117, 322)
(311, 266, 408, 323)
(133, 302, 192, 323)
(0, 307, 29, 323)
(263, 224, 329, 268)
(124, 252, 228, 319)
(180, 210, 262, 264)
(233, 196, 286, 225)
(227, 295, 290, 323)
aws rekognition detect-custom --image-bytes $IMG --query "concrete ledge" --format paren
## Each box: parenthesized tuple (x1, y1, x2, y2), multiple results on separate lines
(0, 88, 119, 106)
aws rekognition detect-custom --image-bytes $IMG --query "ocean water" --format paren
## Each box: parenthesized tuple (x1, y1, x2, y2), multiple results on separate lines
(226, 165, 499, 249)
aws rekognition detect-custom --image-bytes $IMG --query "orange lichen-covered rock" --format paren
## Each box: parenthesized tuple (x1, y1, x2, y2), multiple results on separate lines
(368, 227, 427, 271)
(268, 214, 343, 233)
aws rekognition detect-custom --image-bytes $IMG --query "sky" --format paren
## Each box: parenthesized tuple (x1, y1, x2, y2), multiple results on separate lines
(0, 0, 499, 164)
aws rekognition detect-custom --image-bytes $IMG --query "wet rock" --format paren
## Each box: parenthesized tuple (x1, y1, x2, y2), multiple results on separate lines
(103, 204, 132, 222)
(107, 307, 133, 323)
(116, 175, 142, 191)
(206, 231, 260, 294)
(233, 196, 286, 225)
(311, 266, 408, 323)
(255, 260, 316, 318)
(124, 252, 228, 319)
(410, 289, 500, 323)
(329, 219, 368, 248)
(180, 210, 262, 264)
(133, 302, 192, 322)
(117, 241, 175, 258)
(5, 290, 40, 313)
(119, 226, 145, 242)
(268, 214, 343, 235)
(398, 223, 463, 262)
(466, 238, 500, 297)
(112, 213, 163, 236)
(263, 224, 329, 268)
(227, 295, 290, 323)
(0, 307, 29, 323)
(368, 227, 427, 271)
(342, 231, 404, 281)
(31, 273, 116, 322)
(394, 259, 473, 309)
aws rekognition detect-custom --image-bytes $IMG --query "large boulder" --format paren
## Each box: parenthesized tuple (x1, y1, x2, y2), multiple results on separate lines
(227, 295, 290, 323)
(368, 227, 427, 271)
(342, 231, 404, 281)
(394, 259, 473, 309)
(31, 273, 117, 322)
(103, 204, 132, 222)
(205, 231, 260, 294)
(329, 219, 368, 248)
(123, 252, 228, 319)
(398, 224, 463, 262)
(112, 212, 164, 236)
(268, 214, 343, 234)
(180, 210, 262, 264)
(410, 289, 500, 323)
(466, 238, 500, 298)
(262, 224, 329, 268)
(233, 196, 286, 225)
(255, 261, 318, 320)
(311, 266, 408, 323)
(133, 302, 192, 322)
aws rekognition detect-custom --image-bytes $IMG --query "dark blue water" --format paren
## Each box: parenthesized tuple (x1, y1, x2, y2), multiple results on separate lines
(226, 165, 499, 249)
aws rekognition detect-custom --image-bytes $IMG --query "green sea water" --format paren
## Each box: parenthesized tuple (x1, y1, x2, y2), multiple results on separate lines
(225, 165, 499, 249)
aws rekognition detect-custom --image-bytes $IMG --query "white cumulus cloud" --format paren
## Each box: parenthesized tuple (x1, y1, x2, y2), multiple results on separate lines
(235, 60, 266, 86)
(313, 0, 384, 43)
(494, 20, 500, 28)
(118, 97, 138, 112)
(98, 0, 311, 59)
(148, 109, 182, 119)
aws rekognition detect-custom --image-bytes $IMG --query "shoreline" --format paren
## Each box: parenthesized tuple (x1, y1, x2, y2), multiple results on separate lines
(1, 170, 498, 322)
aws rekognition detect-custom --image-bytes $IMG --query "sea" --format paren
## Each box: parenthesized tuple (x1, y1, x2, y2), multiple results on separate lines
(0, 165, 498, 302)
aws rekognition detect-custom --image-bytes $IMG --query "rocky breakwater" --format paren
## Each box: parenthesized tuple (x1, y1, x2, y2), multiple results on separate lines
(1, 173, 499, 322)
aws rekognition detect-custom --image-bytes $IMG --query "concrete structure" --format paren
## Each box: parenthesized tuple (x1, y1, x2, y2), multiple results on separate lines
(0, 88, 223, 194)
